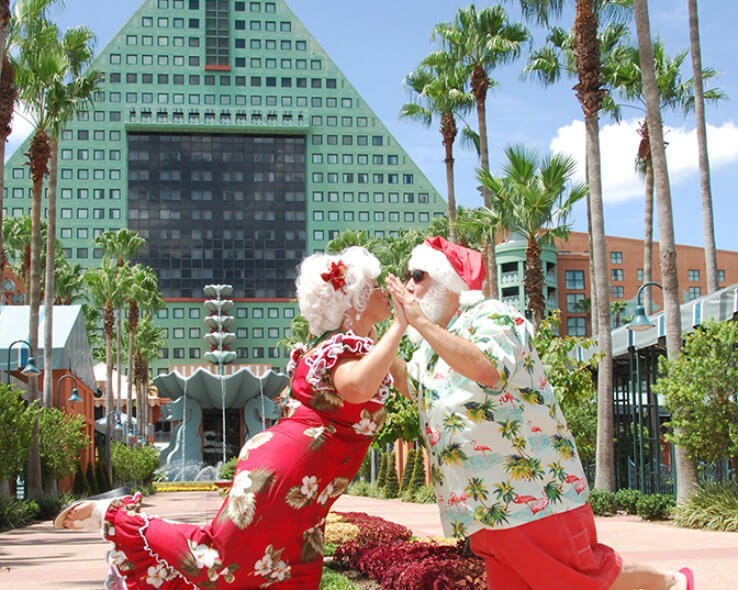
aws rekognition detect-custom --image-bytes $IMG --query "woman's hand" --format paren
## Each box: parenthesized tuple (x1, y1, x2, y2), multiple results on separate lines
(385, 274, 426, 328)
(389, 283, 408, 330)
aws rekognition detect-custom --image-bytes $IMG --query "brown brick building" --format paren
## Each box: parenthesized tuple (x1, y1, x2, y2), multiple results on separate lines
(554, 232, 738, 336)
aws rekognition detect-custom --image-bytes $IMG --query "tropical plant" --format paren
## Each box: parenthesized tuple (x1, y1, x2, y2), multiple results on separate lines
(37, 407, 90, 484)
(0, 383, 37, 496)
(609, 299, 629, 328)
(653, 320, 738, 483)
(384, 451, 400, 498)
(687, 0, 719, 294)
(110, 442, 160, 486)
(512, 0, 632, 494)
(410, 443, 427, 492)
(433, 5, 529, 295)
(587, 488, 616, 515)
(400, 447, 416, 492)
(672, 482, 738, 532)
(401, 52, 474, 243)
(632, 0, 699, 500)
(614, 487, 642, 513)
(478, 145, 586, 328)
(131, 314, 165, 440)
(37, 22, 102, 411)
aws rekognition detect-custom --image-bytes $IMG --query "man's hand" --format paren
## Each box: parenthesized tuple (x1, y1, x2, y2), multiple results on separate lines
(385, 274, 427, 328)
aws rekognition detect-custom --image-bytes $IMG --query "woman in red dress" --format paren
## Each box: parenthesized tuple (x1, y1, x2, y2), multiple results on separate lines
(56, 247, 407, 589)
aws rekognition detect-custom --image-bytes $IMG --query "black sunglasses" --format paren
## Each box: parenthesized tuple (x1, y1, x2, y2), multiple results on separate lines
(410, 270, 426, 283)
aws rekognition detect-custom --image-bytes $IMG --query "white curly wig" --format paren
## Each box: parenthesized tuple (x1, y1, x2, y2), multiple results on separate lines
(295, 246, 381, 336)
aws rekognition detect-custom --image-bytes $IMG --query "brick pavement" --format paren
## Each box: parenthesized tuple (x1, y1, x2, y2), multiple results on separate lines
(0, 491, 735, 589)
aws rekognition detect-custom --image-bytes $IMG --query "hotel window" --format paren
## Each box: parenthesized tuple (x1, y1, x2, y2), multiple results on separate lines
(611, 268, 623, 281)
(637, 268, 644, 282)
(687, 286, 701, 301)
(567, 317, 586, 336)
(566, 293, 586, 312)
(612, 286, 624, 298)
(610, 251, 622, 264)
(565, 270, 585, 290)
(718, 270, 725, 282)
(688, 269, 700, 282)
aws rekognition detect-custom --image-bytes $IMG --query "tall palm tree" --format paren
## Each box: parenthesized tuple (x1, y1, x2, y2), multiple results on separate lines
(631, 0, 699, 500)
(401, 52, 474, 243)
(123, 264, 163, 442)
(132, 314, 165, 442)
(479, 145, 586, 328)
(515, 0, 631, 492)
(40, 25, 102, 408)
(433, 5, 529, 295)
(688, 0, 719, 294)
(84, 261, 132, 481)
(95, 229, 146, 418)
(605, 40, 724, 315)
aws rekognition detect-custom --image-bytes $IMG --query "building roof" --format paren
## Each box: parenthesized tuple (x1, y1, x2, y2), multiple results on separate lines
(573, 282, 738, 362)
(0, 304, 95, 389)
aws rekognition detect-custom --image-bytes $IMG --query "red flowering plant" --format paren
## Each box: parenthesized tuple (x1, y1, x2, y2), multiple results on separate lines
(331, 513, 487, 589)
(321, 260, 348, 292)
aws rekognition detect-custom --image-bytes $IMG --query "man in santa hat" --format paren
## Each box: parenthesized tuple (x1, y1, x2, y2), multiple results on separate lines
(385, 236, 693, 590)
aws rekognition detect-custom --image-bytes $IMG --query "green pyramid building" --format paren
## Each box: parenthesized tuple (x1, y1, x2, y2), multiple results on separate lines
(2, 0, 445, 374)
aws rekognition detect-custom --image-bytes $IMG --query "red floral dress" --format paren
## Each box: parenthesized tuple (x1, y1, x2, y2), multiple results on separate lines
(102, 331, 391, 589)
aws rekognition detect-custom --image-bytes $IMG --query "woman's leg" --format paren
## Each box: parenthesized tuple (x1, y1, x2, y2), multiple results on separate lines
(609, 562, 688, 590)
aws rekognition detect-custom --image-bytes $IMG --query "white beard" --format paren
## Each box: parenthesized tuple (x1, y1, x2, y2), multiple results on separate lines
(405, 283, 452, 345)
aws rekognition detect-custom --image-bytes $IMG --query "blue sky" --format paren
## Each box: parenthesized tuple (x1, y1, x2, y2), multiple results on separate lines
(10, 0, 738, 250)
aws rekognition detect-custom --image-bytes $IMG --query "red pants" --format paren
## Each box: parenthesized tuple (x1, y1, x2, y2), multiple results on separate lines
(469, 505, 622, 590)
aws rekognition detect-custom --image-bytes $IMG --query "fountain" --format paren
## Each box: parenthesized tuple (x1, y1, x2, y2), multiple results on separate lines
(154, 284, 288, 481)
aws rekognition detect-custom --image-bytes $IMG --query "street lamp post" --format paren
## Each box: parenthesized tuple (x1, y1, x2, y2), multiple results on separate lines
(5, 339, 42, 384)
(55, 374, 82, 410)
(627, 281, 664, 493)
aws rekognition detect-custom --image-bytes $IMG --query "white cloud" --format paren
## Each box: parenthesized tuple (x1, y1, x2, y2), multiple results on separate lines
(550, 118, 738, 204)
(4, 102, 35, 162)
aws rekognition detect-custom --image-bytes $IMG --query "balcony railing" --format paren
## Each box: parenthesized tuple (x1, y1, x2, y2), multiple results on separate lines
(500, 271, 520, 284)
(125, 106, 310, 130)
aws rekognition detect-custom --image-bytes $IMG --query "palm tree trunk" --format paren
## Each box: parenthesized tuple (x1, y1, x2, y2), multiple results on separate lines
(441, 113, 458, 244)
(43, 140, 59, 408)
(104, 301, 115, 483)
(643, 157, 654, 315)
(475, 92, 498, 297)
(0, 55, 15, 286)
(573, 0, 614, 491)
(116, 310, 123, 423)
(26, 131, 50, 500)
(0, 1, 9, 82)
(633, 0, 699, 501)
(585, 153, 598, 337)
(524, 238, 544, 329)
(688, 0, 719, 293)
(127, 321, 135, 444)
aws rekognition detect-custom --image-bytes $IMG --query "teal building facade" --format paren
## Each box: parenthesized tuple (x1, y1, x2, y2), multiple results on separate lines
(2, 0, 446, 373)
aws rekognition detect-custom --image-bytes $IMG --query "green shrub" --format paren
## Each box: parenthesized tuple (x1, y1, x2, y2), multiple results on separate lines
(73, 463, 90, 497)
(376, 451, 387, 489)
(672, 482, 738, 532)
(587, 489, 616, 516)
(636, 493, 675, 521)
(0, 496, 38, 530)
(358, 452, 371, 481)
(400, 488, 415, 502)
(219, 457, 238, 481)
(110, 443, 160, 485)
(319, 567, 357, 590)
(409, 444, 426, 492)
(36, 492, 77, 521)
(384, 451, 399, 498)
(85, 462, 98, 495)
(131, 483, 157, 497)
(412, 483, 437, 504)
(365, 484, 382, 499)
(0, 384, 36, 482)
(400, 448, 415, 492)
(347, 481, 372, 497)
(614, 488, 642, 514)
(38, 408, 90, 484)
(96, 460, 112, 492)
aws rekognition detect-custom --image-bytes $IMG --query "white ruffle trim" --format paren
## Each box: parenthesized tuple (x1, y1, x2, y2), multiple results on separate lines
(287, 331, 393, 404)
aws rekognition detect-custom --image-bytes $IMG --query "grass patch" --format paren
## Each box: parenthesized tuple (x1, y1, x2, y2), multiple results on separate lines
(320, 567, 358, 589)
(673, 482, 738, 532)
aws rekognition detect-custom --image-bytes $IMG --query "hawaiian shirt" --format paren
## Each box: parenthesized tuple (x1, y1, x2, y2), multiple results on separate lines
(407, 298, 589, 538)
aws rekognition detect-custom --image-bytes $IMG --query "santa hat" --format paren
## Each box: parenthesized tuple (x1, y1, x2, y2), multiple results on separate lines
(408, 236, 486, 305)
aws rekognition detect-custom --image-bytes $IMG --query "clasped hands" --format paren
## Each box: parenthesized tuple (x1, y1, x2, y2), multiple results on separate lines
(385, 273, 428, 329)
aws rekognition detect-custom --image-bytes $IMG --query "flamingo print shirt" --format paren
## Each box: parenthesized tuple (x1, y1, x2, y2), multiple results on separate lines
(407, 298, 589, 538)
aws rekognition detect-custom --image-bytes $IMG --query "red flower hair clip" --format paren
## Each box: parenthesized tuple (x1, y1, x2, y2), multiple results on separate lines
(321, 260, 348, 292)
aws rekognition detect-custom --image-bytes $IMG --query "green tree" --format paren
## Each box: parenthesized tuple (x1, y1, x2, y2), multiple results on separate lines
(478, 145, 586, 328)
(654, 320, 738, 483)
(384, 451, 400, 498)
(131, 314, 165, 440)
(401, 52, 474, 243)
(0, 384, 37, 496)
(512, 0, 631, 493)
(376, 449, 387, 489)
(433, 5, 529, 295)
(410, 443, 427, 491)
(37, 407, 90, 484)
(400, 447, 416, 492)
(632, 0, 699, 500)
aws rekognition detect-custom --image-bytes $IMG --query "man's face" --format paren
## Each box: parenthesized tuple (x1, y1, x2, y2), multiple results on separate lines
(407, 270, 451, 324)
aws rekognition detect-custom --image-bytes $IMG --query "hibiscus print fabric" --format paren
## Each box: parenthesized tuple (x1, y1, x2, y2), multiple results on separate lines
(102, 332, 391, 588)
(407, 299, 589, 538)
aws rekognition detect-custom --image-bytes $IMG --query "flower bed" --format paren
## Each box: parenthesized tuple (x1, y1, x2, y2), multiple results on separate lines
(154, 481, 219, 492)
(328, 512, 486, 589)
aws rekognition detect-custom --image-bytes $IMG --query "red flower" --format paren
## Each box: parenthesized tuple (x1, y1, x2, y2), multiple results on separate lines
(321, 260, 348, 292)
(514, 317, 525, 325)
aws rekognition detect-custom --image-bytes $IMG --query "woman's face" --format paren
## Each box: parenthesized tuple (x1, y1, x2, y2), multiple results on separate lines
(362, 279, 391, 324)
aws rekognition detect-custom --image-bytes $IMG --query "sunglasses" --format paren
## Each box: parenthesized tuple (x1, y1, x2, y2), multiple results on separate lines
(410, 270, 426, 283)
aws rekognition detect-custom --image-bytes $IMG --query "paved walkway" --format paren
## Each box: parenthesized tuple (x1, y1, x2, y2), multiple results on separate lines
(1, 491, 736, 588)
